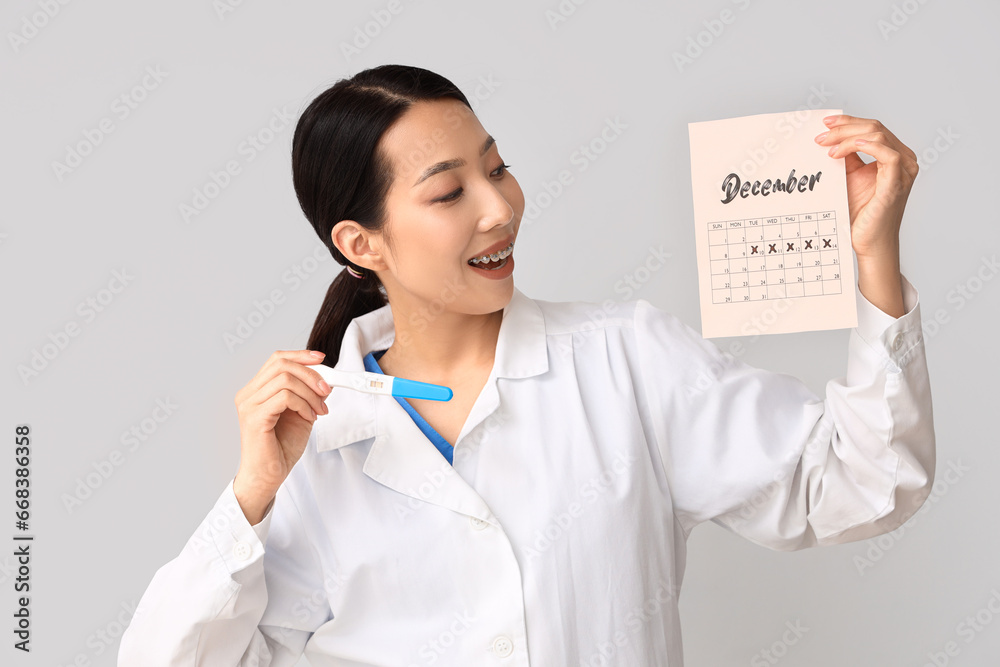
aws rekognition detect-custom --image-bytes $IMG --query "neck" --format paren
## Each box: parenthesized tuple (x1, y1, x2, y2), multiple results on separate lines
(378, 299, 503, 383)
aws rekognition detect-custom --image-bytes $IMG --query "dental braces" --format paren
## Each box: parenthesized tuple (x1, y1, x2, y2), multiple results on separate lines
(470, 242, 514, 265)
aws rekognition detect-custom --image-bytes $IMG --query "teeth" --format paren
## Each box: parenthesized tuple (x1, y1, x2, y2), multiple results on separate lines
(470, 242, 513, 265)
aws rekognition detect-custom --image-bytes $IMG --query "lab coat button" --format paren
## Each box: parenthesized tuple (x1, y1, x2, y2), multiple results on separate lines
(892, 333, 904, 351)
(470, 516, 489, 530)
(233, 541, 252, 561)
(491, 635, 513, 657)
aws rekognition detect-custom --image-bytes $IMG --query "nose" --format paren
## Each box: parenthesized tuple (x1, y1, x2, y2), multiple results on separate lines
(476, 178, 515, 231)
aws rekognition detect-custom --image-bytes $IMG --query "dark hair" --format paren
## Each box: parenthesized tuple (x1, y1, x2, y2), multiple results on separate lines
(292, 64, 473, 367)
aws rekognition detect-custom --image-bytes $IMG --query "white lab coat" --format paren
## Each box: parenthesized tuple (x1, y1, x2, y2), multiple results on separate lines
(118, 276, 935, 666)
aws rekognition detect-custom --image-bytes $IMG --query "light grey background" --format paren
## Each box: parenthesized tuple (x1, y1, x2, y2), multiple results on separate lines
(3, 0, 997, 665)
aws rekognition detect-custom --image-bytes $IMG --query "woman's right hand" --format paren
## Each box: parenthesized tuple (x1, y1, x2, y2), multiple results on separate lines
(232, 350, 332, 524)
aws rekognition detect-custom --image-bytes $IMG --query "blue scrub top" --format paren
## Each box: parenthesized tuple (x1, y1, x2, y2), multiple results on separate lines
(363, 349, 455, 465)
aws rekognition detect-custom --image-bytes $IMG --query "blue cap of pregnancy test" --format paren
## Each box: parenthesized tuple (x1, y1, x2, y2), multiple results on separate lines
(391, 377, 453, 401)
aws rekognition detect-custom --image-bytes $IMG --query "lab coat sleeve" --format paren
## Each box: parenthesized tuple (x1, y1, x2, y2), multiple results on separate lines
(632, 272, 936, 551)
(118, 435, 330, 666)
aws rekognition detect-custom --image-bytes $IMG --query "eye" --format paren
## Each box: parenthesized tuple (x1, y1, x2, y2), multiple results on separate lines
(433, 164, 512, 204)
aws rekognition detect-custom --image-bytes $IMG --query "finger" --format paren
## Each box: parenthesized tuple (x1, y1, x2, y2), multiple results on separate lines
(840, 135, 915, 196)
(843, 151, 867, 176)
(822, 113, 876, 128)
(819, 116, 912, 160)
(833, 132, 918, 181)
(236, 350, 328, 405)
(236, 361, 329, 421)
(255, 365, 331, 418)
(258, 387, 318, 426)
(822, 114, 898, 135)
(270, 356, 333, 409)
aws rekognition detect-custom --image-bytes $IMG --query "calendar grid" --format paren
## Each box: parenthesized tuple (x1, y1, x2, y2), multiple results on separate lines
(708, 211, 843, 304)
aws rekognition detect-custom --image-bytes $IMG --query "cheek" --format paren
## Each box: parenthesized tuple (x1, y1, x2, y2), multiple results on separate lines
(423, 236, 468, 271)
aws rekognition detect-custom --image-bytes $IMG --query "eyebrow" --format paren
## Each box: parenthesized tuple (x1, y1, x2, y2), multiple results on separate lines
(412, 135, 496, 187)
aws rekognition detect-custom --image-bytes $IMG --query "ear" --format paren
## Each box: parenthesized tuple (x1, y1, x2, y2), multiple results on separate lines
(332, 220, 390, 271)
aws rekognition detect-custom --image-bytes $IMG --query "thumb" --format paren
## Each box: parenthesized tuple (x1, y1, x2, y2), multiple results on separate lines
(843, 151, 867, 175)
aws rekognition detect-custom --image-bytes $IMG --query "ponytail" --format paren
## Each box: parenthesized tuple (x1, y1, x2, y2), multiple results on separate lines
(306, 266, 386, 367)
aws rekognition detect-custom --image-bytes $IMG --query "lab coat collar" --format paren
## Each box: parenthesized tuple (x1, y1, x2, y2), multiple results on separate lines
(313, 285, 547, 453)
(310, 285, 547, 520)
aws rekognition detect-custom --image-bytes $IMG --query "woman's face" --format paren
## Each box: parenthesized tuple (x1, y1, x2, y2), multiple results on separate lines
(352, 98, 525, 316)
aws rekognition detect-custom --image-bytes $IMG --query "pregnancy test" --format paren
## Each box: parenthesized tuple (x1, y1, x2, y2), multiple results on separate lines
(318, 366, 453, 401)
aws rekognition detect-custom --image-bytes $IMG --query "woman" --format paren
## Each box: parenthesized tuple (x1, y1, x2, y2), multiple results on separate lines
(119, 64, 934, 666)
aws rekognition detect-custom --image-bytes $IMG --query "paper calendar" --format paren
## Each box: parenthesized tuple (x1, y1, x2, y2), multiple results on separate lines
(688, 108, 858, 338)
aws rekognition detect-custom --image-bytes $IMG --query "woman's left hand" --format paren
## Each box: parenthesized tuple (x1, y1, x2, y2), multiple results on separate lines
(815, 114, 919, 261)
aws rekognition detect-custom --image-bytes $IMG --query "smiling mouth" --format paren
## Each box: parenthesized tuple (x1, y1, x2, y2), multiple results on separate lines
(468, 241, 514, 267)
